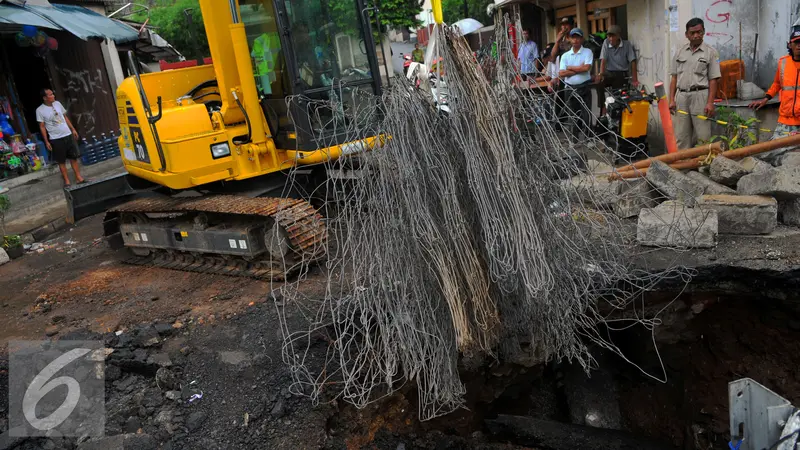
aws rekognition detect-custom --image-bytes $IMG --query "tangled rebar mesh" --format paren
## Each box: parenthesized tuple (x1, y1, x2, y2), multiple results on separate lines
(274, 18, 692, 421)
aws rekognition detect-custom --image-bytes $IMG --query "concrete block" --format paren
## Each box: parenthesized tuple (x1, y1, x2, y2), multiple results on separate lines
(637, 201, 718, 248)
(740, 156, 773, 174)
(779, 198, 800, 226)
(776, 151, 800, 167)
(709, 156, 749, 186)
(645, 160, 705, 206)
(737, 167, 800, 199)
(699, 194, 777, 235)
(0, 248, 8, 266)
(685, 171, 737, 195)
(563, 174, 620, 209)
(613, 178, 658, 218)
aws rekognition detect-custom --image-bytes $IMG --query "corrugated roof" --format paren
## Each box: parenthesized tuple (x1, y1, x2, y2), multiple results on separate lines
(0, 3, 62, 29)
(26, 3, 138, 43)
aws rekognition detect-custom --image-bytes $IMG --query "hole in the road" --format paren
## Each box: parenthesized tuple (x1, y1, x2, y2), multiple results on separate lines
(330, 290, 800, 449)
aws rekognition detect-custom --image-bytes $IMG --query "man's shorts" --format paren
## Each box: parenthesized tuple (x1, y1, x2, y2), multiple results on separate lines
(50, 135, 80, 164)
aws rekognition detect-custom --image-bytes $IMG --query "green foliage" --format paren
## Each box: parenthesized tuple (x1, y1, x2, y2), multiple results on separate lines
(374, 0, 423, 32)
(3, 234, 21, 249)
(442, 0, 493, 23)
(708, 106, 760, 150)
(131, 0, 210, 61)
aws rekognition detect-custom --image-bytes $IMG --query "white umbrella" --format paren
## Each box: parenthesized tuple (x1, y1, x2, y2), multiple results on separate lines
(451, 18, 484, 35)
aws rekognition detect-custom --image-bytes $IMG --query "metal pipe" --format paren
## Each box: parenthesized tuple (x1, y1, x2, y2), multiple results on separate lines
(229, 0, 240, 24)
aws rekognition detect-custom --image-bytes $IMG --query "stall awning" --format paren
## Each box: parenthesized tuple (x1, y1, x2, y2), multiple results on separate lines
(0, 3, 138, 44)
(27, 4, 138, 43)
(0, 3, 62, 29)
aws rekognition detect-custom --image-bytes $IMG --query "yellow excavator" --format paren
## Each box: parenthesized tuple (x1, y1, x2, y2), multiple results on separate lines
(66, 0, 387, 279)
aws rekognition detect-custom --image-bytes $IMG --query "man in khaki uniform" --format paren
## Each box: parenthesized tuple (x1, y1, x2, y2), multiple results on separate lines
(669, 18, 721, 149)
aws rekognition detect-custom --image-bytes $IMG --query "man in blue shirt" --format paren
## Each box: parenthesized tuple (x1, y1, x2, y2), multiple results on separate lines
(517, 29, 539, 81)
(558, 28, 594, 135)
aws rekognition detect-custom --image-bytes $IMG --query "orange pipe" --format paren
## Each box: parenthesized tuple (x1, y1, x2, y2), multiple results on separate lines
(655, 82, 678, 154)
(614, 142, 722, 173)
(612, 157, 704, 179)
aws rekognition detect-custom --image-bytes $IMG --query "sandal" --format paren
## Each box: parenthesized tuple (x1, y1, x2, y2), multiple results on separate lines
(77, 179, 87, 184)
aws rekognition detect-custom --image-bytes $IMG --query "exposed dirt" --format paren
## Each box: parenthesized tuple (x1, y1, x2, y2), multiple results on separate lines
(0, 214, 275, 345)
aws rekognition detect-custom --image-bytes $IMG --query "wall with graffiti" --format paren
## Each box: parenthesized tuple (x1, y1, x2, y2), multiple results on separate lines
(692, 0, 799, 88)
(48, 31, 118, 140)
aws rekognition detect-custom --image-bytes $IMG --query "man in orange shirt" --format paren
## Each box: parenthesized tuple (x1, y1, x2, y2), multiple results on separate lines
(750, 29, 800, 161)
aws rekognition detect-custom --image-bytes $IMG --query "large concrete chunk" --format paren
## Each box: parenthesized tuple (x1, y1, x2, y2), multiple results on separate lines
(613, 178, 658, 218)
(637, 201, 718, 248)
(645, 160, 705, 206)
(740, 156, 773, 174)
(776, 151, 800, 167)
(686, 171, 737, 195)
(779, 198, 800, 226)
(737, 166, 800, 198)
(709, 156, 749, 186)
(699, 194, 777, 235)
(562, 174, 620, 209)
(0, 248, 8, 266)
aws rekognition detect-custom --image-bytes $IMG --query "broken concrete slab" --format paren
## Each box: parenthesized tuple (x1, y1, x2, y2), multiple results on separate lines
(613, 178, 658, 218)
(709, 156, 749, 186)
(699, 195, 777, 235)
(685, 171, 737, 195)
(737, 166, 800, 199)
(637, 201, 718, 248)
(740, 156, 773, 174)
(562, 174, 620, 209)
(776, 151, 800, 167)
(645, 160, 705, 206)
(0, 248, 8, 266)
(779, 198, 800, 226)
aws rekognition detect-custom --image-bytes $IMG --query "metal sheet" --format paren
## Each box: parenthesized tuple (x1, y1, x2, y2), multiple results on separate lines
(729, 378, 795, 450)
(26, 4, 137, 43)
(0, 3, 62, 28)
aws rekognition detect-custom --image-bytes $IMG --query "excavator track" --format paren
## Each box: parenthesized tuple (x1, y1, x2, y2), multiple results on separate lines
(103, 195, 327, 281)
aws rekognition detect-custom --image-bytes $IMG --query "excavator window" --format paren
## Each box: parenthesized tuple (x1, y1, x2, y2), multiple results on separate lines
(240, 0, 382, 150)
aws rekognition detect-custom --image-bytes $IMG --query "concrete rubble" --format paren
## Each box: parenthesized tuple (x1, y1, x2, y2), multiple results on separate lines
(685, 171, 736, 195)
(0, 248, 8, 266)
(698, 195, 777, 235)
(613, 178, 658, 218)
(737, 167, 800, 198)
(562, 167, 620, 210)
(776, 151, 800, 167)
(709, 156, 749, 186)
(780, 199, 800, 226)
(645, 160, 705, 206)
(637, 201, 718, 248)
(740, 156, 773, 174)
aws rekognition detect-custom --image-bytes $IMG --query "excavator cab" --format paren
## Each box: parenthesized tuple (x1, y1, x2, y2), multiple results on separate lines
(240, 0, 383, 150)
(63, 0, 386, 280)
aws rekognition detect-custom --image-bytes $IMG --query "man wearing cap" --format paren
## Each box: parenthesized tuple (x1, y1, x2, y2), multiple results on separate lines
(669, 18, 721, 150)
(598, 25, 638, 115)
(551, 17, 574, 61)
(559, 28, 594, 135)
(749, 29, 800, 162)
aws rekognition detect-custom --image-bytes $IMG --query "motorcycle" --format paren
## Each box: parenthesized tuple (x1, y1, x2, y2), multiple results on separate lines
(597, 81, 657, 163)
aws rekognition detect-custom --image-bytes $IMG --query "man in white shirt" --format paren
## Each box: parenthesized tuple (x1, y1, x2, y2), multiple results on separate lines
(517, 29, 539, 80)
(36, 89, 84, 186)
(558, 28, 594, 135)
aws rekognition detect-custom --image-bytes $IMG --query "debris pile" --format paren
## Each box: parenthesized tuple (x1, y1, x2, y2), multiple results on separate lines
(577, 137, 800, 248)
(278, 19, 686, 420)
